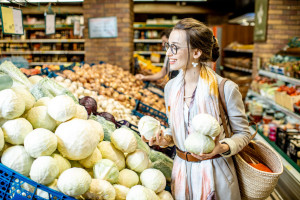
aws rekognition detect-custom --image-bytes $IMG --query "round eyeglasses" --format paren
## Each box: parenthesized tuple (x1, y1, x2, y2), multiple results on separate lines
(164, 42, 188, 55)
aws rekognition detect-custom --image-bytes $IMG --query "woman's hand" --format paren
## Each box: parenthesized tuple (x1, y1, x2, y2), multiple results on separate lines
(191, 134, 230, 160)
(135, 74, 145, 80)
(141, 129, 172, 147)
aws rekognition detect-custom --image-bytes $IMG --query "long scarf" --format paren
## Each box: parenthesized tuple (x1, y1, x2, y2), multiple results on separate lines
(168, 66, 221, 200)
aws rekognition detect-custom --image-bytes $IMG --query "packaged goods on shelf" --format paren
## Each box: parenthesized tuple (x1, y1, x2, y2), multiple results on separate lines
(135, 54, 163, 74)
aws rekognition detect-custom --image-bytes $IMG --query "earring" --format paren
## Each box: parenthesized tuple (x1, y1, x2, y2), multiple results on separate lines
(192, 62, 198, 68)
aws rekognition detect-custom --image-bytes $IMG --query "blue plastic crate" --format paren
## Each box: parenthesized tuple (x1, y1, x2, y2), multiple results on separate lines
(0, 164, 75, 200)
(134, 101, 168, 126)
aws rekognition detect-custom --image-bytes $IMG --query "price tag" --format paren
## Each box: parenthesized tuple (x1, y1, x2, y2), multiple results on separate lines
(0, 6, 24, 35)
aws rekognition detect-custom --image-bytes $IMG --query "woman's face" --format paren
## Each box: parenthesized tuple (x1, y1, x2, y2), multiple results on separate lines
(166, 30, 189, 71)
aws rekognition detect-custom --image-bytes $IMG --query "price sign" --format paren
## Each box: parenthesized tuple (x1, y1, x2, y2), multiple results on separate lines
(45, 13, 55, 35)
(88, 16, 118, 38)
(0, 6, 24, 35)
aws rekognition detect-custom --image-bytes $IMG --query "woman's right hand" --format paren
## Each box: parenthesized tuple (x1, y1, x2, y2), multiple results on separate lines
(135, 74, 145, 80)
(141, 129, 172, 147)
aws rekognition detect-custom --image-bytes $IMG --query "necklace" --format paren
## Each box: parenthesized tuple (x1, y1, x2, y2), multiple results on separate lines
(183, 95, 193, 99)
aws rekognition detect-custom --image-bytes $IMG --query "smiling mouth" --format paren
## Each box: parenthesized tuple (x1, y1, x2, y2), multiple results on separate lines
(169, 59, 177, 64)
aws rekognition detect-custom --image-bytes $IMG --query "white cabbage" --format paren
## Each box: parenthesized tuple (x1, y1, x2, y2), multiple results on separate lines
(184, 133, 215, 154)
(28, 75, 43, 85)
(51, 153, 71, 176)
(1, 145, 33, 176)
(12, 87, 35, 111)
(47, 95, 76, 122)
(93, 159, 119, 184)
(113, 184, 129, 200)
(2, 118, 33, 145)
(98, 141, 125, 171)
(138, 116, 161, 140)
(118, 169, 139, 188)
(157, 190, 174, 200)
(140, 168, 166, 193)
(0, 128, 4, 151)
(72, 104, 88, 120)
(126, 149, 149, 173)
(24, 128, 57, 158)
(29, 156, 59, 185)
(88, 119, 104, 142)
(55, 119, 100, 160)
(192, 114, 221, 137)
(126, 185, 159, 200)
(57, 168, 92, 197)
(111, 128, 137, 153)
(83, 179, 116, 200)
(0, 89, 25, 119)
(34, 97, 51, 107)
(79, 147, 102, 169)
(26, 106, 56, 131)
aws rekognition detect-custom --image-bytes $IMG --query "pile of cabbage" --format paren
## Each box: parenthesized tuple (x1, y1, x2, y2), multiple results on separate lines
(0, 61, 173, 200)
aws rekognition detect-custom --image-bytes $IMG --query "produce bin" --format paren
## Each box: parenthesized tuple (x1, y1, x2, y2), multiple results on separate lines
(132, 100, 168, 128)
(0, 164, 74, 200)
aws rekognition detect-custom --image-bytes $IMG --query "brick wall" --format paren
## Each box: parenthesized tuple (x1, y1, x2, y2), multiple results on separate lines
(252, 0, 300, 76)
(83, 0, 134, 70)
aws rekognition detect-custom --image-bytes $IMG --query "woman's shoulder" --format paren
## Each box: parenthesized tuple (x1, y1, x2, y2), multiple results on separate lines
(216, 74, 239, 96)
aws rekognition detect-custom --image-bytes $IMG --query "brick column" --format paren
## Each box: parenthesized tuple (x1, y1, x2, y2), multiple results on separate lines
(252, 0, 300, 76)
(83, 0, 134, 70)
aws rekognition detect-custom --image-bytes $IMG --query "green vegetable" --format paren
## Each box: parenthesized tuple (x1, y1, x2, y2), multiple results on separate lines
(149, 150, 173, 182)
(39, 77, 78, 103)
(0, 61, 32, 89)
(0, 72, 13, 91)
(90, 115, 116, 141)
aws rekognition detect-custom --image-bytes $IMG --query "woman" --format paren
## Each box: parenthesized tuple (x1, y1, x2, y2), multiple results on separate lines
(142, 18, 251, 200)
(135, 29, 179, 81)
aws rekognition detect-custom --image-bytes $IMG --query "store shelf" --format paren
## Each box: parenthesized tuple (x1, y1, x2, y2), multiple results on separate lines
(152, 63, 164, 67)
(0, 24, 74, 30)
(248, 90, 300, 121)
(223, 63, 252, 73)
(134, 39, 162, 43)
(223, 48, 253, 53)
(134, 51, 165, 55)
(259, 70, 300, 85)
(133, 24, 174, 30)
(0, 39, 85, 43)
(1, 51, 85, 55)
(251, 126, 300, 180)
(29, 62, 74, 66)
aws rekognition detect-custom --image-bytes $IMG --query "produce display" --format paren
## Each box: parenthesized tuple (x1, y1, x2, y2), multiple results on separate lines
(54, 76, 139, 125)
(58, 63, 166, 112)
(251, 76, 300, 112)
(0, 61, 174, 199)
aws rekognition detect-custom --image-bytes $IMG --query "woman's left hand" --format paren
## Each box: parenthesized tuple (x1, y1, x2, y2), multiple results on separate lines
(191, 134, 230, 160)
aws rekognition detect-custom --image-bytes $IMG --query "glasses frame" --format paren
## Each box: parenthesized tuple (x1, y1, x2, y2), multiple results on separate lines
(164, 42, 188, 55)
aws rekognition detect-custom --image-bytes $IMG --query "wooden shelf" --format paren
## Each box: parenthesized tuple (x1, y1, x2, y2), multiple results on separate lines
(134, 39, 162, 43)
(1, 51, 85, 55)
(259, 70, 300, 85)
(134, 51, 165, 55)
(223, 48, 253, 53)
(0, 39, 84, 43)
(29, 62, 74, 66)
(223, 63, 252, 73)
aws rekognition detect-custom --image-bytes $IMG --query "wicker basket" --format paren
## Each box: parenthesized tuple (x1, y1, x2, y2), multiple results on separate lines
(234, 141, 283, 200)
